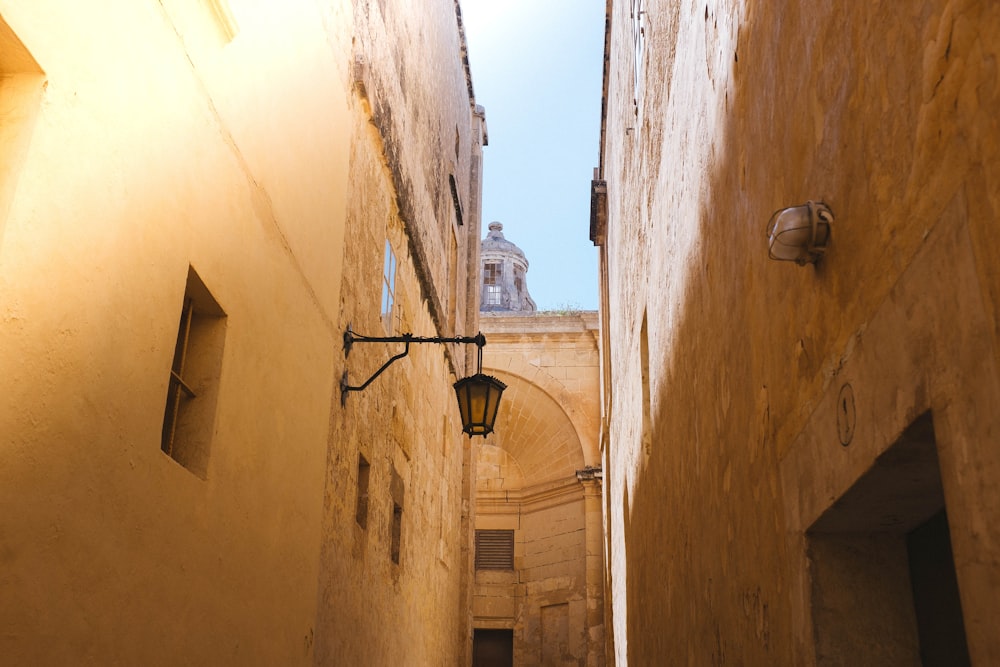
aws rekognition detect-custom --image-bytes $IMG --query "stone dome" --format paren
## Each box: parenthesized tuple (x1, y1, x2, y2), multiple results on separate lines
(481, 221, 526, 260)
(480, 222, 536, 313)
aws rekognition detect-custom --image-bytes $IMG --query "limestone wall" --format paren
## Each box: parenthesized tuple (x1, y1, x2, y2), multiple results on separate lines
(0, 0, 483, 664)
(312, 0, 484, 665)
(600, 0, 1000, 664)
(0, 0, 353, 664)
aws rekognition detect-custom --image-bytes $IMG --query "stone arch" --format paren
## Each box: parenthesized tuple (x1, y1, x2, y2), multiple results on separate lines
(482, 359, 599, 468)
(481, 368, 586, 487)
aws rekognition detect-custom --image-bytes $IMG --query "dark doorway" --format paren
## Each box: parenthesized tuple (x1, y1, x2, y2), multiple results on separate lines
(807, 412, 970, 665)
(473, 628, 513, 667)
(908, 509, 971, 666)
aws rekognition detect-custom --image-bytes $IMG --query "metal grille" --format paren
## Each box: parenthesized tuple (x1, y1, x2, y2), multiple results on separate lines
(475, 529, 514, 570)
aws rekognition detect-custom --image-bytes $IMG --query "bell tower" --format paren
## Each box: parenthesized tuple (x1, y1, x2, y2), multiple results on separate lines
(480, 222, 536, 313)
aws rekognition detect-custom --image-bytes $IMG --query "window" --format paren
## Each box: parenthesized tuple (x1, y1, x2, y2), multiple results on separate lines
(484, 262, 500, 285)
(390, 502, 403, 564)
(356, 454, 371, 528)
(161, 267, 226, 478)
(631, 0, 646, 111)
(390, 466, 405, 565)
(449, 174, 464, 226)
(381, 240, 397, 331)
(449, 229, 458, 331)
(475, 529, 514, 570)
(484, 262, 501, 307)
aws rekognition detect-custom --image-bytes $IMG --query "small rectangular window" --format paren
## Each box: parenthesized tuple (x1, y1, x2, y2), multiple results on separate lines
(448, 230, 458, 330)
(161, 267, 226, 478)
(484, 262, 500, 285)
(475, 529, 514, 570)
(449, 174, 464, 226)
(390, 466, 405, 565)
(484, 262, 502, 307)
(390, 502, 403, 564)
(381, 240, 397, 332)
(356, 454, 371, 528)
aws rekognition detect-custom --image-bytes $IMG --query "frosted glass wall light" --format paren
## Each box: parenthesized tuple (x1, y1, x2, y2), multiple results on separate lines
(766, 201, 833, 265)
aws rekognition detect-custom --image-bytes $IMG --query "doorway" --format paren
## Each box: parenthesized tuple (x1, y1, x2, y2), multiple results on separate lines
(807, 412, 970, 666)
(473, 629, 513, 667)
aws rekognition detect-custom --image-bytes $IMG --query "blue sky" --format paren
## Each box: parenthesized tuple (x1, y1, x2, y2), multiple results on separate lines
(460, 0, 605, 311)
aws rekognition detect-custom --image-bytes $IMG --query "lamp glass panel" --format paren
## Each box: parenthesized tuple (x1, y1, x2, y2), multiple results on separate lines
(484, 385, 501, 427)
(454, 374, 506, 436)
(768, 206, 811, 262)
(455, 381, 472, 426)
(467, 384, 488, 421)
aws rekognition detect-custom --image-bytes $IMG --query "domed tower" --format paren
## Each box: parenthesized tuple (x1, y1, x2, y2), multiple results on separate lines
(480, 222, 536, 313)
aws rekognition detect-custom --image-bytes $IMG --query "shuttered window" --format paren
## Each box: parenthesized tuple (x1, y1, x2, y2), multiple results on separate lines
(475, 529, 514, 570)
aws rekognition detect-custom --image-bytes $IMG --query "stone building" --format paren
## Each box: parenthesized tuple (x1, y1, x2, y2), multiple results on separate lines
(594, 1, 1000, 665)
(472, 228, 605, 665)
(1, 1, 486, 665)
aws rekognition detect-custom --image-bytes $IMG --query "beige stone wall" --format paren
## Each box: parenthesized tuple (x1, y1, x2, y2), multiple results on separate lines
(312, 1, 484, 665)
(0, 0, 353, 664)
(475, 313, 605, 666)
(599, 0, 1000, 664)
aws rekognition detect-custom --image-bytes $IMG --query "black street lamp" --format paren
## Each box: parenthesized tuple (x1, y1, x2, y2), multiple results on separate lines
(341, 325, 506, 437)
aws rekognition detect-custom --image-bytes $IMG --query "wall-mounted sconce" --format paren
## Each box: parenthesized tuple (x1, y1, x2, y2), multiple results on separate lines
(766, 201, 833, 265)
(341, 325, 506, 437)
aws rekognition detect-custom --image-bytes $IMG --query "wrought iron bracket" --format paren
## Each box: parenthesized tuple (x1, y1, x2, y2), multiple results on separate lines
(340, 324, 486, 405)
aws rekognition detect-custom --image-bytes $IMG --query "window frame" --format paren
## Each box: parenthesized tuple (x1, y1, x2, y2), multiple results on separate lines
(160, 267, 226, 478)
(381, 239, 397, 332)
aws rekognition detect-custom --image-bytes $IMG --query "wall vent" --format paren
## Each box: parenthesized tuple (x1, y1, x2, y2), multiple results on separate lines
(475, 529, 514, 570)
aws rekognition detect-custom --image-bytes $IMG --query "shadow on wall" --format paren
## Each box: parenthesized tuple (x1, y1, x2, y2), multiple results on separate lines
(615, 1, 987, 664)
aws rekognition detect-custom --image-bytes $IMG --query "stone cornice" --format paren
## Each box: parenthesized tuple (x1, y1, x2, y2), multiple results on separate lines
(477, 475, 587, 515)
(480, 312, 599, 338)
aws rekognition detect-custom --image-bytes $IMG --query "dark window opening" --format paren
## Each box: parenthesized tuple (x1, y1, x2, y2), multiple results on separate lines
(161, 267, 226, 478)
(356, 454, 370, 528)
(449, 174, 463, 226)
(390, 466, 405, 565)
(390, 502, 403, 564)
